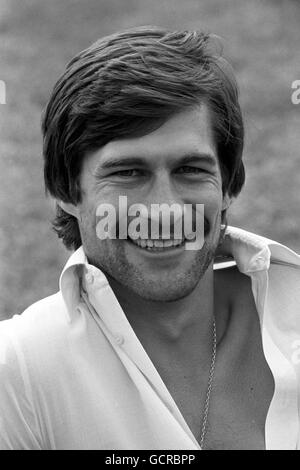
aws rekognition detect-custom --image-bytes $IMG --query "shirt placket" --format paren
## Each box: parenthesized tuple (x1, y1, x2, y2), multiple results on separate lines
(81, 273, 200, 449)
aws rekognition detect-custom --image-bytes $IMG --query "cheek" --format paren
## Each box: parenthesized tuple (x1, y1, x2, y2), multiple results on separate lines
(198, 187, 223, 237)
(197, 185, 223, 217)
(78, 204, 98, 240)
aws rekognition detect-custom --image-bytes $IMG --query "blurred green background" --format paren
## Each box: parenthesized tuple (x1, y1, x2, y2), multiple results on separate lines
(0, 0, 299, 320)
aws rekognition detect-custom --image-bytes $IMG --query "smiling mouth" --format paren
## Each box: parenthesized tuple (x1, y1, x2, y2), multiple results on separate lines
(128, 237, 187, 251)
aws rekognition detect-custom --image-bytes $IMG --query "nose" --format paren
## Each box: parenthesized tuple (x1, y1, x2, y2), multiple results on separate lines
(141, 171, 186, 238)
(145, 170, 183, 207)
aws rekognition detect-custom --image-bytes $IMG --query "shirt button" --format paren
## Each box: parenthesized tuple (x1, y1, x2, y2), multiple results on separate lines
(114, 333, 124, 346)
(85, 272, 94, 284)
(255, 255, 266, 269)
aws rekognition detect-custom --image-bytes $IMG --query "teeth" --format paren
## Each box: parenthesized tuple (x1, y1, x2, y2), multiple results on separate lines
(130, 238, 185, 250)
(163, 240, 173, 247)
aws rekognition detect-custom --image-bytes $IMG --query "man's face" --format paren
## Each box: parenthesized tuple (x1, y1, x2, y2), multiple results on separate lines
(75, 105, 226, 301)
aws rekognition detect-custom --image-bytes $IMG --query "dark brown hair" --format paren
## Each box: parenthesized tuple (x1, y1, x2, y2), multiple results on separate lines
(42, 25, 245, 250)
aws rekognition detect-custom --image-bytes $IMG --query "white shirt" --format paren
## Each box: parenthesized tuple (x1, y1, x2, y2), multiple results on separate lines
(0, 226, 300, 450)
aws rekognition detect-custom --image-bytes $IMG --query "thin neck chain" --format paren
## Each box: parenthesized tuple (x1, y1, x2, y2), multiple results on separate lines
(199, 317, 217, 449)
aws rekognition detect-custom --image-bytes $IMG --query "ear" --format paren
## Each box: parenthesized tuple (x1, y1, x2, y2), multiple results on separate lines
(222, 193, 232, 212)
(57, 200, 80, 219)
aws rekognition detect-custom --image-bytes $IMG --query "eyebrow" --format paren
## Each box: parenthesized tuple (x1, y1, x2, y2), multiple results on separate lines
(177, 153, 217, 167)
(96, 152, 217, 172)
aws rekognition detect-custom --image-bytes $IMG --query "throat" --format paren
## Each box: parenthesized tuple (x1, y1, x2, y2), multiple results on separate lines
(109, 263, 216, 345)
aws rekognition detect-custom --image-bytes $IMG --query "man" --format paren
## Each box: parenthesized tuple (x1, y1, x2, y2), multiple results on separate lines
(0, 26, 299, 450)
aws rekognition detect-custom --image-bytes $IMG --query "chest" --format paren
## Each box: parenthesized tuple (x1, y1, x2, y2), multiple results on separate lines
(165, 356, 274, 450)
(161, 317, 274, 450)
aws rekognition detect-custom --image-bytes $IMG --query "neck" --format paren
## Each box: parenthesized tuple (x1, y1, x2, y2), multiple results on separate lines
(107, 263, 215, 353)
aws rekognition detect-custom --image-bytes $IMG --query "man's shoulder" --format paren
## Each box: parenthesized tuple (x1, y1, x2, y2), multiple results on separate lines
(22, 290, 68, 319)
(0, 292, 70, 355)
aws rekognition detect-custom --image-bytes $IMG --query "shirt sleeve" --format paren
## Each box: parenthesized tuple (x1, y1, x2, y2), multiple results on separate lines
(0, 323, 42, 449)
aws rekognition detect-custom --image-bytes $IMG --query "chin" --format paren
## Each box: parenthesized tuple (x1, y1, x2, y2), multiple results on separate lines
(128, 275, 201, 302)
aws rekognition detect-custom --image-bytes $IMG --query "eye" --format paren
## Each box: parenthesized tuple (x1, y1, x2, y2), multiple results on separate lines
(176, 166, 208, 174)
(111, 169, 144, 177)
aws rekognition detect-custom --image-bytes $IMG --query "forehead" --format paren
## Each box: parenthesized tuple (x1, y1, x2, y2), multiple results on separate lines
(85, 104, 217, 170)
